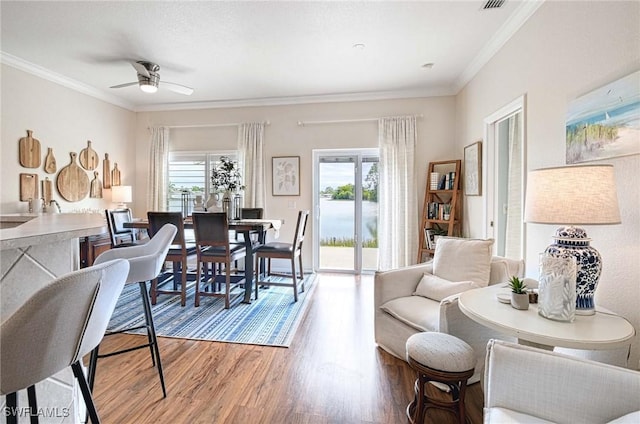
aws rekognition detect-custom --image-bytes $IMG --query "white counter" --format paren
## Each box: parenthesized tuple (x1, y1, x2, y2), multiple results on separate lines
(0, 213, 106, 250)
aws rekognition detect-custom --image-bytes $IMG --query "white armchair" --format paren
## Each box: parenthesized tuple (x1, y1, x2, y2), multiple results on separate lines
(484, 339, 640, 423)
(374, 253, 525, 383)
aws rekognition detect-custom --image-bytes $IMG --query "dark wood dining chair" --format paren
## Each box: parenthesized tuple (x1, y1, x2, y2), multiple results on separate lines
(147, 211, 197, 307)
(192, 212, 247, 309)
(233, 208, 265, 267)
(254, 210, 309, 302)
(105, 208, 143, 248)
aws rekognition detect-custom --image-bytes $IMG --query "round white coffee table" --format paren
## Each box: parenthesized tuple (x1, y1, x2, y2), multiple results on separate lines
(458, 284, 635, 350)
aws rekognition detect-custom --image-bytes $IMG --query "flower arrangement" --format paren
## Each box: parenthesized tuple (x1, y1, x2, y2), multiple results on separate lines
(211, 156, 245, 192)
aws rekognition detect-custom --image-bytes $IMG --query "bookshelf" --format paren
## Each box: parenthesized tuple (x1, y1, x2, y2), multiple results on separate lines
(417, 160, 462, 262)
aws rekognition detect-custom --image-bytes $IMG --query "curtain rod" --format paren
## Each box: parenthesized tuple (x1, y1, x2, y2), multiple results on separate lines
(148, 121, 270, 130)
(297, 114, 423, 127)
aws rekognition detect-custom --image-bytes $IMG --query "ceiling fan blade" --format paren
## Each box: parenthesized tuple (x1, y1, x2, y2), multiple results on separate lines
(131, 61, 150, 78)
(110, 81, 138, 89)
(161, 81, 194, 96)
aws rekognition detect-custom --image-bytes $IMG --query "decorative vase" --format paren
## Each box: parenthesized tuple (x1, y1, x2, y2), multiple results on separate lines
(222, 190, 233, 221)
(205, 192, 219, 212)
(510, 292, 529, 310)
(193, 195, 204, 212)
(544, 226, 601, 315)
(233, 193, 242, 220)
(538, 254, 577, 322)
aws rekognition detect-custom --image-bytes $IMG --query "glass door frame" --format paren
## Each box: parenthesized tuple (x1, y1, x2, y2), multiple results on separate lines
(312, 148, 378, 274)
(482, 95, 527, 258)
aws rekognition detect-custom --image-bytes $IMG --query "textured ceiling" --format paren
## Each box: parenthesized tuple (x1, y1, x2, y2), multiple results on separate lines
(0, 1, 541, 111)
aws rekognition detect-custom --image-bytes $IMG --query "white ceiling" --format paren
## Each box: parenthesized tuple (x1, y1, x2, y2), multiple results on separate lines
(1, 1, 542, 112)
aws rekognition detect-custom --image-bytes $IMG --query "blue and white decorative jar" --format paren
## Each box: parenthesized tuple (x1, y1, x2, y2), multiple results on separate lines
(544, 226, 601, 315)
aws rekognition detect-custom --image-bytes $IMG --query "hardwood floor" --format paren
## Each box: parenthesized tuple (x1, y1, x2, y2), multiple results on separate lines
(91, 273, 483, 423)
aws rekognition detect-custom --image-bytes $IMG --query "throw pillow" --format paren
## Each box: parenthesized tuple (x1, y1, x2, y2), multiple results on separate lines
(433, 237, 494, 287)
(413, 273, 479, 301)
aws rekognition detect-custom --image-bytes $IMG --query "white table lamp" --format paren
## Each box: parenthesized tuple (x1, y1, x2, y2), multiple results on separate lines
(524, 164, 621, 315)
(111, 185, 132, 209)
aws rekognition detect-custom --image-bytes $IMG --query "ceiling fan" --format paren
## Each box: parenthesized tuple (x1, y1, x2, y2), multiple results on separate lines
(110, 61, 194, 95)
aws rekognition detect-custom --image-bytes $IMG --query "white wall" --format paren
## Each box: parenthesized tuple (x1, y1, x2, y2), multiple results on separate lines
(456, 1, 640, 368)
(1, 64, 137, 214)
(135, 96, 457, 268)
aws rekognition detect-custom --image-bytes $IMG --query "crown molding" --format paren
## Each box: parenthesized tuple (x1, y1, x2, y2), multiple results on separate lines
(132, 87, 455, 112)
(1, 52, 134, 110)
(453, 0, 545, 93)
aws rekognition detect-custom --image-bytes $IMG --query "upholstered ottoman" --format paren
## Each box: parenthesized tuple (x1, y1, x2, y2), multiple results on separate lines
(406, 332, 475, 424)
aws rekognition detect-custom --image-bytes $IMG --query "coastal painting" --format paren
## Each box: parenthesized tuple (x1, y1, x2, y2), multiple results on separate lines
(566, 70, 640, 164)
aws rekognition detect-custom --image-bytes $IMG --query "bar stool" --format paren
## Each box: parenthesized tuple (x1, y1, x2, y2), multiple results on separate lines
(1, 259, 129, 424)
(405, 332, 475, 424)
(89, 223, 177, 398)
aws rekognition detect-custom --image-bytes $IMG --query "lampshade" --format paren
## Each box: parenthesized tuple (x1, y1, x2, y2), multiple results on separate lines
(524, 165, 620, 225)
(111, 185, 132, 205)
(524, 164, 621, 316)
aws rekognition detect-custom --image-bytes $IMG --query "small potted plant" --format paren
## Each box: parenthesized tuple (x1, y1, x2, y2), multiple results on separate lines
(508, 276, 529, 310)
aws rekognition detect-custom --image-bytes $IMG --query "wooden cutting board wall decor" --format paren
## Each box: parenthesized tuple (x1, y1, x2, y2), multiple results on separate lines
(44, 147, 57, 173)
(42, 177, 53, 204)
(111, 163, 121, 186)
(79, 140, 99, 170)
(57, 152, 89, 202)
(103, 153, 111, 189)
(90, 171, 103, 198)
(19, 173, 38, 201)
(18, 130, 41, 168)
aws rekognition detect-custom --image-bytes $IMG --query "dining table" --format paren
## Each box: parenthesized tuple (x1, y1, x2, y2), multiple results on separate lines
(124, 217, 281, 303)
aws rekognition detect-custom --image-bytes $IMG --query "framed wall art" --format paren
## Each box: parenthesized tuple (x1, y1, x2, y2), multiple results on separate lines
(566, 70, 640, 164)
(272, 156, 300, 196)
(464, 141, 482, 196)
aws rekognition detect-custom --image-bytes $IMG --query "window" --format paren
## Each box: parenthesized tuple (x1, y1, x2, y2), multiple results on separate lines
(167, 151, 237, 212)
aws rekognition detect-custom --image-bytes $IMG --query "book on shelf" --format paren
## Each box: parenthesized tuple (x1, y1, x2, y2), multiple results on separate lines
(424, 229, 435, 250)
(435, 172, 457, 190)
(427, 202, 452, 220)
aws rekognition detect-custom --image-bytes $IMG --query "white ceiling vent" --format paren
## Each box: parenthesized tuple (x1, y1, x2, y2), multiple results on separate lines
(482, 0, 506, 9)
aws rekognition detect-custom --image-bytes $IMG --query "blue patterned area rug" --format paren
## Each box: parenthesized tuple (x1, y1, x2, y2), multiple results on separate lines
(107, 272, 317, 347)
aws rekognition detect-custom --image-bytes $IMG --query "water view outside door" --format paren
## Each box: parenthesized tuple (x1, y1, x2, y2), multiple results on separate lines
(318, 156, 378, 271)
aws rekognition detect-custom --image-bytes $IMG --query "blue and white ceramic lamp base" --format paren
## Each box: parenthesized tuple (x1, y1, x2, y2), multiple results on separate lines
(543, 226, 602, 316)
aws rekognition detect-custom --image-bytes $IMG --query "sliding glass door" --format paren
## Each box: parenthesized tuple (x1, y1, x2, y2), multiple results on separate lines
(313, 149, 378, 273)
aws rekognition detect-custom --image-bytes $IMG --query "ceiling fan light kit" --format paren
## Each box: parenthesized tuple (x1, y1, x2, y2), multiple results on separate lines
(110, 60, 193, 95)
(138, 73, 159, 93)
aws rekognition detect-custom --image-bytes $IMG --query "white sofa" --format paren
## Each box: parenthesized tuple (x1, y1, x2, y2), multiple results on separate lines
(484, 339, 640, 423)
(374, 253, 524, 383)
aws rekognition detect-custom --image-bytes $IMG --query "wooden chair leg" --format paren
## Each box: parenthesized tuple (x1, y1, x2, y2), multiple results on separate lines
(195, 258, 201, 307)
(291, 257, 298, 302)
(224, 265, 231, 309)
(254, 255, 260, 300)
(180, 259, 187, 307)
(150, 277, 158, 305)
(299, 254, 305, 292)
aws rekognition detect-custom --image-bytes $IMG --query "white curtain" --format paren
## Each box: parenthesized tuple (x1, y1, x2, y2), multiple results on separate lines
(505, 115, 522, 259)
(378, 116, 418, 270)
(147, 126, 169, 211)
(237, 122, 266, 208)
